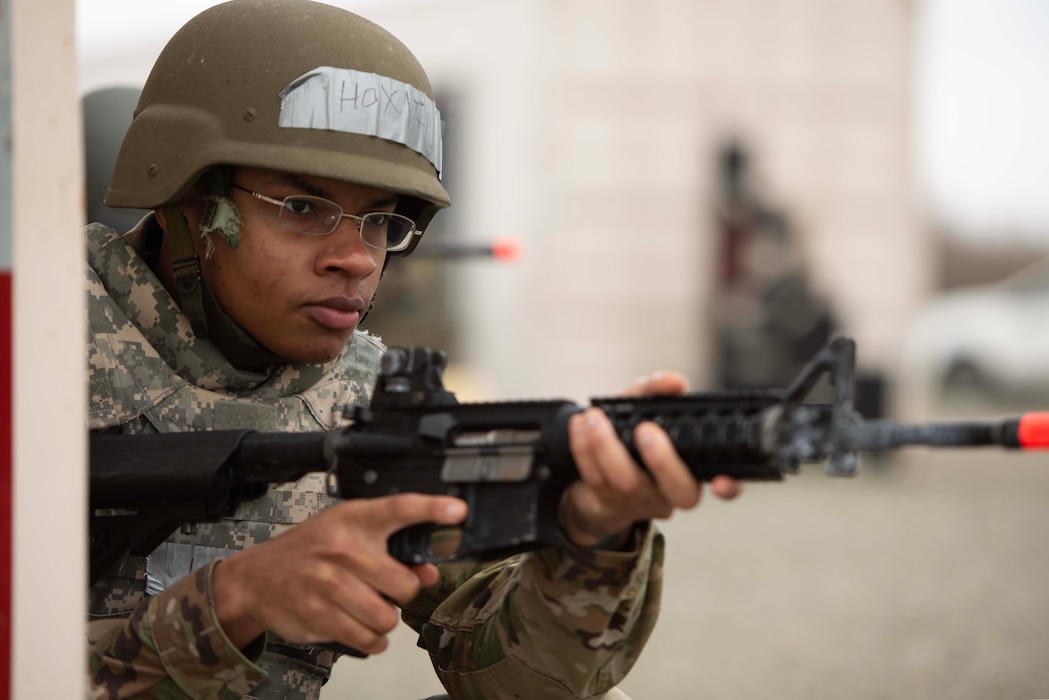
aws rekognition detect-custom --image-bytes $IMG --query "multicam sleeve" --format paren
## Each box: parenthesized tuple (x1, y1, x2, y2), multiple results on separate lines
(402, 525, 664, 699)
(87, 560, 266, 699)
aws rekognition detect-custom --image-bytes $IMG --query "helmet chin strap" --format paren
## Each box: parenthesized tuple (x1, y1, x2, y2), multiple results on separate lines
(163, 203, 209, 339)
(161, 202, 289, 372)
(359, 298, 376, 326)
(357, 257, 389, 327)
(200, 284, 289, 371)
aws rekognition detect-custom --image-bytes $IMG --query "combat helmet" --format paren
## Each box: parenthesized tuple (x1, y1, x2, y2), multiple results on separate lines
(105, 0, 449, 369)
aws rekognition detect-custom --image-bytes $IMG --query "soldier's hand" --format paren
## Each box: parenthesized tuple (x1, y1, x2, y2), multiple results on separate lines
(560, 371, 742, 547)
(211, 494, 468, 653)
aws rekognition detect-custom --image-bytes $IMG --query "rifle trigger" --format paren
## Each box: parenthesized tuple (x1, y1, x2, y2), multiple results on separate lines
(325, 465, 340, 498)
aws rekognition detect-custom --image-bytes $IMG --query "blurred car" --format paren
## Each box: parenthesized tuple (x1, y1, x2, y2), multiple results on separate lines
(905, 256, 1049, 399)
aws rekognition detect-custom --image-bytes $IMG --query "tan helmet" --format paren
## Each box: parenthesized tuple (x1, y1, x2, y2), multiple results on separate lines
(106, 0, 450, 256)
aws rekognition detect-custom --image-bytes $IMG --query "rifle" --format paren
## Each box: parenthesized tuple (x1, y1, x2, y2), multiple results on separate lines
(89, 336, 1048, 586)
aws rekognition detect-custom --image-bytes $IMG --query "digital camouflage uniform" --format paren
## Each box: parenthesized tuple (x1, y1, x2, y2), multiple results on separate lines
(86, 219, 666, 700)
(86, 217, 382, 700)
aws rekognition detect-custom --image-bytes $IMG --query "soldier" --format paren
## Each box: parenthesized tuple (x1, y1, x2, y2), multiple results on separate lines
(85, 1, 741, 698)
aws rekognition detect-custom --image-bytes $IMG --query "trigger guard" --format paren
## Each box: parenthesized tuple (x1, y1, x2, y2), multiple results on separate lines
(388, 523, 438, 564)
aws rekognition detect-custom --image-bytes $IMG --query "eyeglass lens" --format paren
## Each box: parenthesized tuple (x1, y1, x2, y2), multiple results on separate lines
(277, 195, 413, 250)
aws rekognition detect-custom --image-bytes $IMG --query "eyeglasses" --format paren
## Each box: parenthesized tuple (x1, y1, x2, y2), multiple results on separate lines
(231, 184, 419, 252)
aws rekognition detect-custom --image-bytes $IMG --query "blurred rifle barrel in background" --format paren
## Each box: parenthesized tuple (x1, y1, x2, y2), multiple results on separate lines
(413, 237, 522, 262)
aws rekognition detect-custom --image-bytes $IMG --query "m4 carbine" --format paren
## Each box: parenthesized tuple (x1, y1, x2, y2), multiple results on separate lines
(89, 337, 1048, 585)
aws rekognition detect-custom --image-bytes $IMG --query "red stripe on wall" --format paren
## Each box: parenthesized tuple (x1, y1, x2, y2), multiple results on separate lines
(0, 271, 10, 699)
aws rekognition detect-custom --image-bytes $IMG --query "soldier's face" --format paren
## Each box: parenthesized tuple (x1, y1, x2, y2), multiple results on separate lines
(171, 166, 391, 363)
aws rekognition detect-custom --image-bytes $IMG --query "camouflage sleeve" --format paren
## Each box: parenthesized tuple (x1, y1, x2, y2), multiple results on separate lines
(87, 559, 266, 699)
(402, 524, 664, 699)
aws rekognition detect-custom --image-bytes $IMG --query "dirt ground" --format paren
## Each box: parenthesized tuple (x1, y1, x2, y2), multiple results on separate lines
(324, 403, 1049, 699)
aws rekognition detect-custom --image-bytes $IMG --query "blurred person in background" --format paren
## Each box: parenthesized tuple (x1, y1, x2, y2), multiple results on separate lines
(712, 141, 836, 392)
(85, 1, 741, 698)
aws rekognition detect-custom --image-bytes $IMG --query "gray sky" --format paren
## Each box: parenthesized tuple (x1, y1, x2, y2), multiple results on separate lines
(77, 0, 1049, 242)
(914, 0, 1049, 240)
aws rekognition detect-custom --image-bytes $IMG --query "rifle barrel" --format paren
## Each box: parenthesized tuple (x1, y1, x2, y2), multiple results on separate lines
(842, 413, 1049, 452)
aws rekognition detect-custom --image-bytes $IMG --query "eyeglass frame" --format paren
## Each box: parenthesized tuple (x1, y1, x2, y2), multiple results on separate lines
(230, 183, 420, 252)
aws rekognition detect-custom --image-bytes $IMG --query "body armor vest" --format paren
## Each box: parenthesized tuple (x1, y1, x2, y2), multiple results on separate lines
(86, 221, 384, 699)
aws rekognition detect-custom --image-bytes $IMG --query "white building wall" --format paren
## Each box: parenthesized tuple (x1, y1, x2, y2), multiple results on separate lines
(359, 0, 928, 402)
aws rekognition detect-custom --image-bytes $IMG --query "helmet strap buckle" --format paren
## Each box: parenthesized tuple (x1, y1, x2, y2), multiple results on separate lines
(163, 203, 210, 339)
(172, 254, 201, 295)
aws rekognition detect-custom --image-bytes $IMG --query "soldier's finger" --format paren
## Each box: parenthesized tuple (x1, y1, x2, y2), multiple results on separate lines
(315, 499, 448, 604)
(580, 408, 648, 494)
(710, 475, 743, 500)
(320, 611, 392, 656)
(634, 422, 701, 509)
(366, 493, 469, 535)
(569, 410, 610, 491)
(324, 575, 403, 637)
(411, 562, 441, 587)
(617, 480, 674, 522)
(619, 370, 689, 398)
(361, 557, 427, 606)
